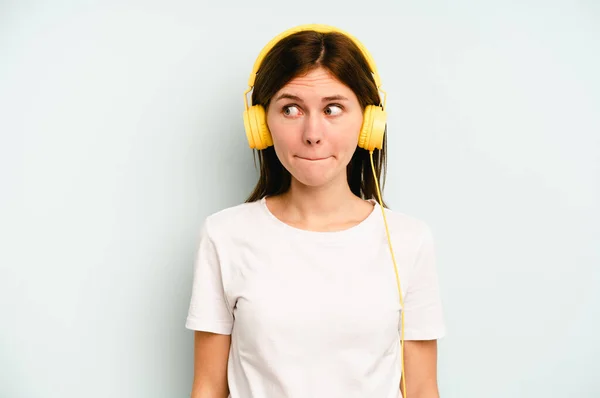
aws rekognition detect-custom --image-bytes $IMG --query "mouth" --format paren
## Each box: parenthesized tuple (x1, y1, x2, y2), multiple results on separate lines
(296, 156, 332, 161)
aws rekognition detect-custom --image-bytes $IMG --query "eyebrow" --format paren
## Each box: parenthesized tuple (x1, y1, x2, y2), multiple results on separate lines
(274, 93, 350, 103)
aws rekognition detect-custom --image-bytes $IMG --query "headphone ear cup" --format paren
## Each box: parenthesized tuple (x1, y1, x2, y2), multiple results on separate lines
(243, 105, 273, 149)
(358, 105, 387, 151)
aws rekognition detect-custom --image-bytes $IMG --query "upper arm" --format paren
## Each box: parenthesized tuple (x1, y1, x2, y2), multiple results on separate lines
(400, 339, 439, 397)
(185, 218, 235, 397)
(191, 331, 231, 398)
(399, 223, 445, 396)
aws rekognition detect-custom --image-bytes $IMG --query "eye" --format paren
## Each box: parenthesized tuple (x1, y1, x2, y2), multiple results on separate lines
(324, 104, 343, 116)
(282, 105, 301, 117)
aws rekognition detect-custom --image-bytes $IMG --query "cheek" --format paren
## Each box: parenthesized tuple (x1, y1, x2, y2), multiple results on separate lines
(338, 115, 363, 151)
(267, 116, 298, 156)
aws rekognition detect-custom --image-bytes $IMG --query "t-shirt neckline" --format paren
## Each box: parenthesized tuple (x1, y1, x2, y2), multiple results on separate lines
(258, 196, 382, 245)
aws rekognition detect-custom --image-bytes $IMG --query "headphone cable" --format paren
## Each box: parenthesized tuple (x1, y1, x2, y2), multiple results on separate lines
(369, 150, 406, 396)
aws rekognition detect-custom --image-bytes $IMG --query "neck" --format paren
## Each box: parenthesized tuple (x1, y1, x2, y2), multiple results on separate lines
(278, 176, 363, 226)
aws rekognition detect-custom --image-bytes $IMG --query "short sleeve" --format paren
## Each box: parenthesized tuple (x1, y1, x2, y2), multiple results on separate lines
(401, 223, 446, 340)
(185, 218, 234, 335)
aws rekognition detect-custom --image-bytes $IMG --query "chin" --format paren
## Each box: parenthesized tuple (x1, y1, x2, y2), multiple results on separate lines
(295, 177, 331, 188)
(290, 170, 341, 189)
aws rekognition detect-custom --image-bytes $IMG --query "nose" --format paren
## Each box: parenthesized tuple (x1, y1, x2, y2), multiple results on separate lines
(302, 114, 324, 145)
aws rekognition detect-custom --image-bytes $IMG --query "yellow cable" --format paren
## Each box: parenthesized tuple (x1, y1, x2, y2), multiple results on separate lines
(369, 150, 406, 397)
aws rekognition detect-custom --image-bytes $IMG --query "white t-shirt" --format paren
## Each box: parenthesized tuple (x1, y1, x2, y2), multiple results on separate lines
(185, 197, 445, 398)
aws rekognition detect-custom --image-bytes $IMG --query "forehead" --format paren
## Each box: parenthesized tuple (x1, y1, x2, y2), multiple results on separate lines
(280, 67, 353, 94)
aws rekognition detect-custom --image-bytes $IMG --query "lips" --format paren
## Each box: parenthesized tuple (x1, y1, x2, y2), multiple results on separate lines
(296, 156, 331, 161)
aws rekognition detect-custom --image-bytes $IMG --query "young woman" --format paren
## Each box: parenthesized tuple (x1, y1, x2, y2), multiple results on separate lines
(185, 24, 445, 398)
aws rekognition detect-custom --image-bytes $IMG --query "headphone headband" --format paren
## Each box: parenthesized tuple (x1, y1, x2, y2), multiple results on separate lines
(246, 24, 382, 88)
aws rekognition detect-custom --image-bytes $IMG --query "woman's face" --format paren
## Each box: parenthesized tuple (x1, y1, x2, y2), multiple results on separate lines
(266, 66, 363, 189)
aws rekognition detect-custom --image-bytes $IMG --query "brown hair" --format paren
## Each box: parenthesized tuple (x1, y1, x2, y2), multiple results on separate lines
(245, 30, 388, 206)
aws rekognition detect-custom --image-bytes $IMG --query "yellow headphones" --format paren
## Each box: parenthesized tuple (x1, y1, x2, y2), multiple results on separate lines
(242, 23, 388, 152)
(243, 24, 407, 396)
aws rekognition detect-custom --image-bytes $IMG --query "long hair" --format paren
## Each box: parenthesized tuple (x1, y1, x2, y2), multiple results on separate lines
(245, 30, 388, 206)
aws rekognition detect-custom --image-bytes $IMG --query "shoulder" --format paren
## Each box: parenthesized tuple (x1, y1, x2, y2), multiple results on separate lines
(378, 205, 434, 250)
(202, 199, 265, 241)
